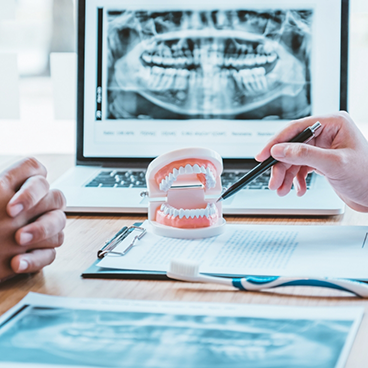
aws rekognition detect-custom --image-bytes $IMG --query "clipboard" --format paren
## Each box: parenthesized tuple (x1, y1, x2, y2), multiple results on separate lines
(81, 222, 169, 280)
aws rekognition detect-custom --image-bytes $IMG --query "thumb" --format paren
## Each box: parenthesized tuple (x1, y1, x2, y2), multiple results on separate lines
(271, 143, 341, 175)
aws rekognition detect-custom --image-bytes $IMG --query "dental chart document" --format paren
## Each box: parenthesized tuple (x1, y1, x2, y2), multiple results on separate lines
(0, 293, 363, 368)
(98, 221, 368, 279)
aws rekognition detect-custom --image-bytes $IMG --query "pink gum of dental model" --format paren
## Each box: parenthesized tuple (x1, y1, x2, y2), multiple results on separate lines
(146, 147, 226, 238)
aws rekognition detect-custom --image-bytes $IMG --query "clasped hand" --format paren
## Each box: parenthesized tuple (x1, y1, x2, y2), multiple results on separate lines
(0, 158, 66, 281)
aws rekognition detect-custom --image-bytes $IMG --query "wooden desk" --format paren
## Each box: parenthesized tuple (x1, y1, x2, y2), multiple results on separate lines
(1, 154, 368, 367)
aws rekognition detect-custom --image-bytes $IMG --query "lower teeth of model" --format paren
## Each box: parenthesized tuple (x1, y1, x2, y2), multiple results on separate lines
(160, 203, 217, 219)
(159, 164, 216, 191)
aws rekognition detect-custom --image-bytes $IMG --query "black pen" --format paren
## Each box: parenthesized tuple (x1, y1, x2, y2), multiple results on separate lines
(217, 121, 322, 202)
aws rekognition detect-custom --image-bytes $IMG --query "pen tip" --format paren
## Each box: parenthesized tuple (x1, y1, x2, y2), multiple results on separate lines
(216, 197, 223, 203)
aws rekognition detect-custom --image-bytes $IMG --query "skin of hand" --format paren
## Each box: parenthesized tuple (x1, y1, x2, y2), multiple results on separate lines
(0, 158, 66, 282)
(255, 111, 368, 212)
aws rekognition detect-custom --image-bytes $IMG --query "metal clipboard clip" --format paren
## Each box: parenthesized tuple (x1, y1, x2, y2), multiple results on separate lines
(97, 225, 147, 259)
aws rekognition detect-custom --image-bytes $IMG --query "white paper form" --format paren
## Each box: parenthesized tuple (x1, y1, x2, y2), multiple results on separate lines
(98, 221, 368, 279)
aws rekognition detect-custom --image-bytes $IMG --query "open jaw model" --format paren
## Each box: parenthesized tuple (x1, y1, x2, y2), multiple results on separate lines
(107, 9, 312, 119)
(146, 148, 225, 239)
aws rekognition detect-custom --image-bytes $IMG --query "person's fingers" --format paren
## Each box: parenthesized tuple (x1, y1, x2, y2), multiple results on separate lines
(277, 165, 301, 197)
(27, 189, 67, 219)
(15, 210, 66, 246)
(7, 175, 50, 218)
(270, 143, 344, 178)
(10, 248, 56, 274)
(0, 157, 47, 191)
(255, 116, 322, 162)
(293, 166, 311, 196)
(269, 163, 291, 191)
(30, 232, 64, 249)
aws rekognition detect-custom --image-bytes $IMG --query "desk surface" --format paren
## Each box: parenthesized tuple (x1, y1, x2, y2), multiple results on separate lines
(1, 154, 368, 366)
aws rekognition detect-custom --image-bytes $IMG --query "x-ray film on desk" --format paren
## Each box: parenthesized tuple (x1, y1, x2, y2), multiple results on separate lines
(0, 293, 362, 368)
(52, 0, 346, 215)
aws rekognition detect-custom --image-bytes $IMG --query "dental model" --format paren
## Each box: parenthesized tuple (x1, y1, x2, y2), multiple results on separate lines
(146, 147, 226, 239)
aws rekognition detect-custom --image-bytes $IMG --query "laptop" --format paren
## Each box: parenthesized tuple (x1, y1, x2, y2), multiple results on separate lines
(52, 0, 348, 215)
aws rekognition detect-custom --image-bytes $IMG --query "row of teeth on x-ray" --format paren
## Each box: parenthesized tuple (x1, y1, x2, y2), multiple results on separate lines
(140, 39, 277, 95)
(159, 164, 216, 192)
(160, 203, 217, 219)
(142, 40, 277, 70)
(141, 40, 277, 70)
(141, 65, 268, 95)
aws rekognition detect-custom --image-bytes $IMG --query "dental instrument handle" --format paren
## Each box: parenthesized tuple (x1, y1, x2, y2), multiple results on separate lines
(217, 121, 322, 202)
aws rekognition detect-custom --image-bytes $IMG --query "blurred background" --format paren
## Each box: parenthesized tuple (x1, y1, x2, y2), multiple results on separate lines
(0, 0, 368, 155)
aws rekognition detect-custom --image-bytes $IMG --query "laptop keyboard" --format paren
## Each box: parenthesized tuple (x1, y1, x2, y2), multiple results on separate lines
(85, 169, 313, 190)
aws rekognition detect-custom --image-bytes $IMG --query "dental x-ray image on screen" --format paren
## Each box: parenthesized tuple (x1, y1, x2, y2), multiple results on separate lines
(106, 9, 312, 120)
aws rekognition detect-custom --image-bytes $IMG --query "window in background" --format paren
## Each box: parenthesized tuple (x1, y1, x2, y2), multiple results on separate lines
(0, 0, 76, 155)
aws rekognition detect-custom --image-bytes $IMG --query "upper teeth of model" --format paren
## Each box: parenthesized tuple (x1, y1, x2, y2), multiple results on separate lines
(159, 164, 216, 192)
(160, 203, 217, 219)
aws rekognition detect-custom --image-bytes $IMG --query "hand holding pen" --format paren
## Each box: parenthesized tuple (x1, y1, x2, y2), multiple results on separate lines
(254, 112, 368, 212)
(218, 121, 322, 202)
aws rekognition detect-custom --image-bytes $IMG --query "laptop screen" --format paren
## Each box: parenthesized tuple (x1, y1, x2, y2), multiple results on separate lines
(80, 0, 346, 160)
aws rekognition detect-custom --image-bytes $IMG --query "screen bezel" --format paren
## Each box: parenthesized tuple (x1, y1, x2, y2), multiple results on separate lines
(76, 0, 349, 168)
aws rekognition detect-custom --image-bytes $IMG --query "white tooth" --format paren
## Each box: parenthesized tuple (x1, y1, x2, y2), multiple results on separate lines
(159, 182, 164, 191)
(244, 55, 256, 67)
(256, 55, 267, 66)
(173, 168, 179, 178)
(257, 67, 266, 76)
(240, 69, 256, 94)
(201, 166, 206, 173)
(160, 204, 165, 211)
(199, 209, 205, 217)
(251, 70, 263, 92)
(193, 164, 201, 173)
(166, 57, 175, 66)
(267, 54, 277, 63)
(152, 55, 162, 65)
(184, 209, 190, 219)
(170, 208, 175, 216)
(232, 70, 243, 90)
(210, 204, 216, 215)
(179, 166, 185, 175)
(167, 68, 177, 89)
(169, 173, 174, 181)
(152, 66, 163, 75)
(164, 206, 170, 215)
(179, 208, 185, 219)
(142, 53, 152, 64)
(174, 70, 189, 90)
(194, 209, 200, 218)
(189, 210, 196, 219)
(185, 164, 193, 174)
(173, 209, 179, 218)
(204, 207, 210, 218)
